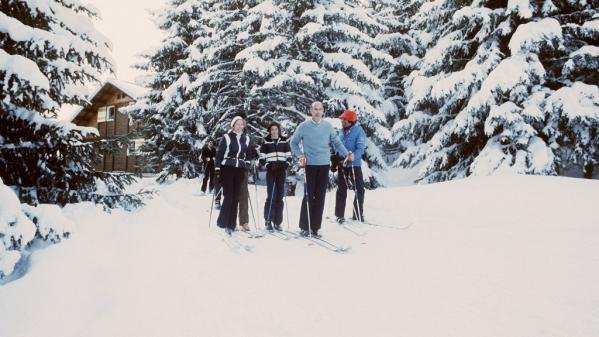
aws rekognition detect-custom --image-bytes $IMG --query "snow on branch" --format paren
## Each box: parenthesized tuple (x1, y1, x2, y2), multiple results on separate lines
(509, 18, 562, 55)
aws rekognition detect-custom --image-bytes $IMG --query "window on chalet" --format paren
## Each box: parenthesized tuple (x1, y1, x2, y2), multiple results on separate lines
(107, 106, 116, 121)
(98, 106, 116, 122)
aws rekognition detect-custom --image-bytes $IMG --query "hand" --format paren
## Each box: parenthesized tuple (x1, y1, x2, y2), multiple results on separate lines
(299, 156, 306, 167)
(206, 158, 211, 162)
(344, 151, 354, 164)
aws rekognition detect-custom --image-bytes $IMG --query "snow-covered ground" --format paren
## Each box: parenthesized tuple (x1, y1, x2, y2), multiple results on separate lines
(1, 174, 598, 337)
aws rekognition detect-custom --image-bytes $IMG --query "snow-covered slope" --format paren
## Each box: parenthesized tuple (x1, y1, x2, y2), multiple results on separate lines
(1, 174, 598, 337)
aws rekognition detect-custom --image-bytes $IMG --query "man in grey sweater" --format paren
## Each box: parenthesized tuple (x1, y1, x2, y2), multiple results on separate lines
(290, 101, 353, 237)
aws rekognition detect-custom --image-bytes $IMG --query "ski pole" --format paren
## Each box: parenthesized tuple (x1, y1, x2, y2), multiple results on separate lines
(303, 168, 312, 237)
(326, 175, 333, 219)
(350, 166, 363, 222)
(208, 184, 219, 228)
(266, 172, 276, 227)
(247, 186, 259, 232)
(253, 162, 260, 226)
(284, 182, 290, 231)
(340, 168, 360, 222)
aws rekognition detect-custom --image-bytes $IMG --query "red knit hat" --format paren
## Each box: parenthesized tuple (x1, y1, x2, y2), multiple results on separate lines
(339, 110, 357, 122)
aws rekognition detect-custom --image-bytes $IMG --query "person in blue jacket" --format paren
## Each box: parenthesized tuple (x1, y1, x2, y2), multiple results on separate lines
(215, 114, 252, 234)
(333, 110, 366, 223)
(290, 101, 353, 237)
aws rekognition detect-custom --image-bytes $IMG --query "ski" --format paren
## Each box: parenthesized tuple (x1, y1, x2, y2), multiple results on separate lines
(299, 233, 351, 253)
(328, 218, 368, 236)
(266, 230, 291, 240)
(280, 229, 300, 239)
(218, 231, 243, 252)
(340, 223, 367, 236)
(230, 233, 254, 252)
(362, 221, 413, 230)
(237, 230, 265, 239)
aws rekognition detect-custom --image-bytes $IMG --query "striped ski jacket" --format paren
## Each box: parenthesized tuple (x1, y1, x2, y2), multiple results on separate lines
(215, 131, 252, 169)
(259, 135, 292, 169)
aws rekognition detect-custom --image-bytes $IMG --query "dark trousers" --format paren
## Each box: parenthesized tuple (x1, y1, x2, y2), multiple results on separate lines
(216, 166, 245, 230)
(299, 165, 329, 232)
(238, 170, 249, 225)
(264, 169, 286, 226)
(201, 162, 215, 192)
(335, 166, 365, 221)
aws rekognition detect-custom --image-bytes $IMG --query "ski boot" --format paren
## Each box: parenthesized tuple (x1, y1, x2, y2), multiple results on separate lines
(265, 221, 274, 232)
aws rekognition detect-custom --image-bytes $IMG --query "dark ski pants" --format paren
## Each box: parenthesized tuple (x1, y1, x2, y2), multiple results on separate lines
(201, 162, 215, 193)
(238, 169, 249, 225)
(335, 166, 365, 221)
(216, 166, 245, 230)
(299, 165, 329, 232)
(264, 169, 286, 226)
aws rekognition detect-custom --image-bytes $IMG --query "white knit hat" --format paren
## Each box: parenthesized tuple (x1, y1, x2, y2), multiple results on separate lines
(230, 115, 244, 128)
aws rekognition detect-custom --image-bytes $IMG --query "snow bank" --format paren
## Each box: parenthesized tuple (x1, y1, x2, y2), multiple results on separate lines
(0, 180, 77, 279)
(0, 181, 36, 278)
(21, 204, 75, 243)
(1, 175, 598, 337)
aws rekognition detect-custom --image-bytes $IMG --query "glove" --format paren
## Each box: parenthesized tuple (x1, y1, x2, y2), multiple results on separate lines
(330, 154, 343, 172)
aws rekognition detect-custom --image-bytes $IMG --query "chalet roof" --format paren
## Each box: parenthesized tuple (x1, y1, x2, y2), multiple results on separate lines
(67, 78, 148, 122)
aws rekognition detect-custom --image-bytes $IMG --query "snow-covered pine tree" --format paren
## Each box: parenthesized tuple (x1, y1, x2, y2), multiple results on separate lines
(132, 1, 397, 186)
(187, 0, 260, 136)
(0, 0, 144, 208)
(394, 0, 599, 182)
(235, 0, 394, 187)
(130, 0, 262, 182)
(128, 0, 206, 182)
(373, 0, 427, 155)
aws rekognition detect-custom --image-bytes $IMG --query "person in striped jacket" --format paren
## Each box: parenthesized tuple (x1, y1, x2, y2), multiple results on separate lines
(215, 115, 253, 234)
(259, 122, 292, 231)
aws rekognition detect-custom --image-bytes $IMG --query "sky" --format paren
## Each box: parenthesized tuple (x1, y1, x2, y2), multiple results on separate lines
(92, 0, 167, 83)
(58, 0, 166, 120)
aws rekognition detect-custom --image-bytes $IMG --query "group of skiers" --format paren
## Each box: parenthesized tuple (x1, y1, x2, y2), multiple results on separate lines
(201, 101, 366, 238)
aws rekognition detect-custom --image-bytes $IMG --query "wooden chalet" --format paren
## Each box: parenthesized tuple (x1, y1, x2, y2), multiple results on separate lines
(69, 78, 148, 173)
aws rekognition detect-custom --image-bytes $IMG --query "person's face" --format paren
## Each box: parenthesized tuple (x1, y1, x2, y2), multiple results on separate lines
(310, 103, 324, 119)
(270, 126, 279, 138)
(208, 141, 214, 147)
(233, 119, 245, 133)
(340, 118, 350, 128)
